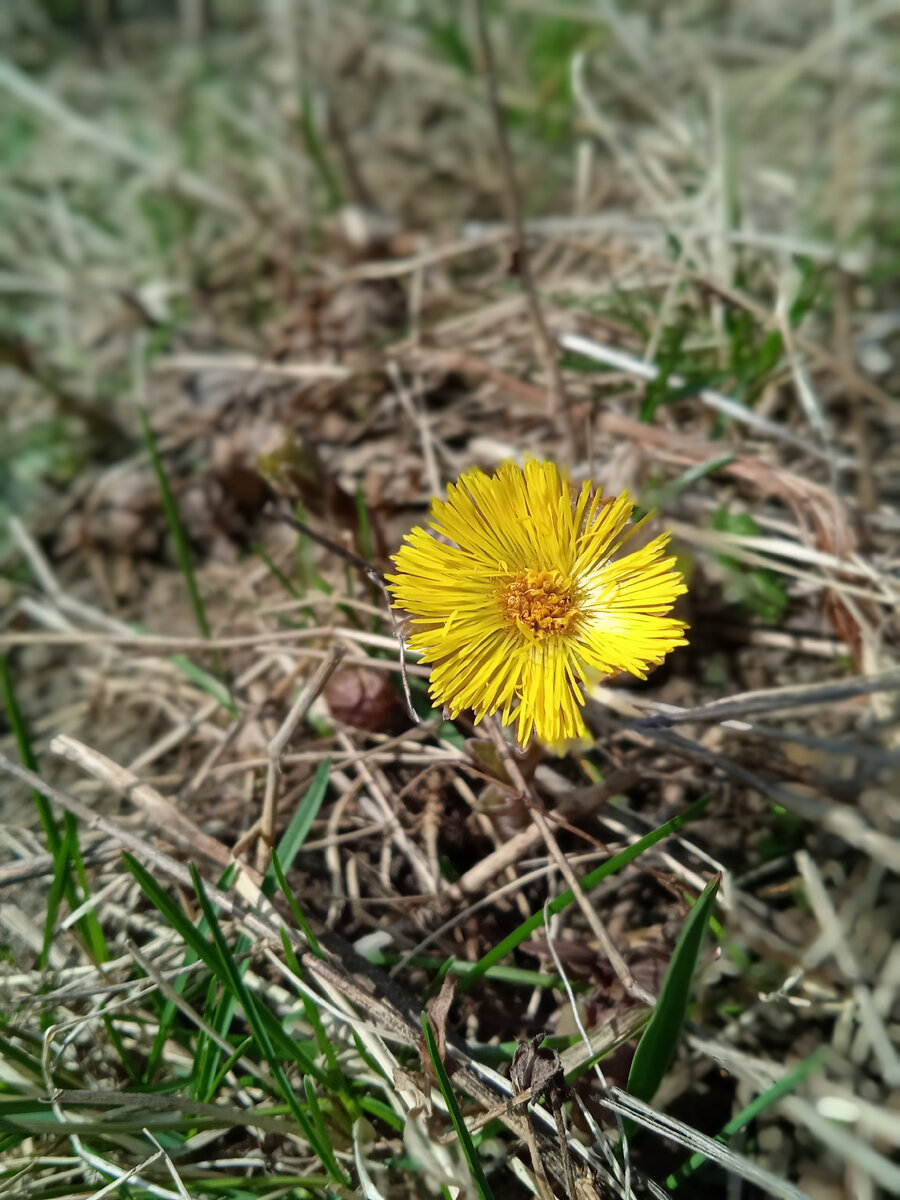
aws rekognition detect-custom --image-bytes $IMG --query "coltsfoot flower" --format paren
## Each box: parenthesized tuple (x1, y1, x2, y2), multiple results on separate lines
(387, 458, 688, 747)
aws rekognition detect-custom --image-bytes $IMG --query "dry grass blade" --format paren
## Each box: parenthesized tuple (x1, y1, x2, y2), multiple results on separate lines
(600, 1088, 811, 1200)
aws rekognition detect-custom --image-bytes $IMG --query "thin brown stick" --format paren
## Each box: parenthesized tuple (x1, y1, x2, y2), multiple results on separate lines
(50, 735, 239, 875)
(472, 0, 571, 441)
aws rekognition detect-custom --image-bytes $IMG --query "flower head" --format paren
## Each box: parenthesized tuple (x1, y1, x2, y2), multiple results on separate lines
(387, 458, 687, 746)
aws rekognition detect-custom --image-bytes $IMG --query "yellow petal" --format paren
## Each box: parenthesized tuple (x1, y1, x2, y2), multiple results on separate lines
(387, 457, 688, 747)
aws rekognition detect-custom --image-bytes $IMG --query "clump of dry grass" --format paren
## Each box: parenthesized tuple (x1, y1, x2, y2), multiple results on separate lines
(1, 3, 899, 1199)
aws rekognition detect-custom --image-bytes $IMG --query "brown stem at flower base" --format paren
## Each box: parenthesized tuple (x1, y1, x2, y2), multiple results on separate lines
(484, 717, 656, 1007)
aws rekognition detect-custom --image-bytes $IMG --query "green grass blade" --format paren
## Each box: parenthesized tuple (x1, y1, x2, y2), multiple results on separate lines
(139, 407, 232, 706)
(143, 941, 201, 1084)
(0, 1034, 50, 1084)
(186, 864, 277, 1053)
(264, 760, 331, 891)
(643, 453, 735, 511)
(460, 794, 710, 992)
(251, 995, 325, 1078)
(271, 852, 322, 957)
(252, 540, 302, 600)
(666, 1047, 828, 1189)
(358, 1096, 404, 1133)
(203, 1035, 255, 1101)
(421, 1015, 494, 1200)
(362, 949, 582, 992)
(303, 1076, 346, 1182)
(125, 850, 278, 1093)
(199, 926, 253, 1101)
(41, 818, 77, 968)
(627, 874, 720, 1107)
(278, 931, 338, 1077)
(300, 90, 342, 210)
(0, 655, 59, 851)
(279, 931, 360, 1124)
(192, 976, 223, 1101)
(1, 657, 107, 962)
(185, 865, 343, 1184)
(170, 652, 235, 711)
(63, 813, 109, 962)
(165, 1175, 331, 1193)
(123, 853, 223, 975)
(195, 963, 245, 1103)
(101, 1014, 139, 1083)
(139, 407, 211, 640)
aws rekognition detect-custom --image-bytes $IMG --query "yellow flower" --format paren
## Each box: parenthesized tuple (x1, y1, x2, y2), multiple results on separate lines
(387, 458, 688, 747)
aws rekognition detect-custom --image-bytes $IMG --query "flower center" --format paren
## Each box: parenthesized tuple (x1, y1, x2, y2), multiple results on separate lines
(500, 569, 579, 638)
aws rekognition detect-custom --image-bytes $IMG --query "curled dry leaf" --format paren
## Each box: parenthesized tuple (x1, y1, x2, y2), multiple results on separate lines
(392, 1066, 432, 1121)
(597, 411, 881, 668)
(428, 974, 456, 1061)
(418, 973, 458, 1091)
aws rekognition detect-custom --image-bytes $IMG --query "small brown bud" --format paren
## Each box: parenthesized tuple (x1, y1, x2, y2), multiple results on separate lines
(324, 666, 404, 732)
